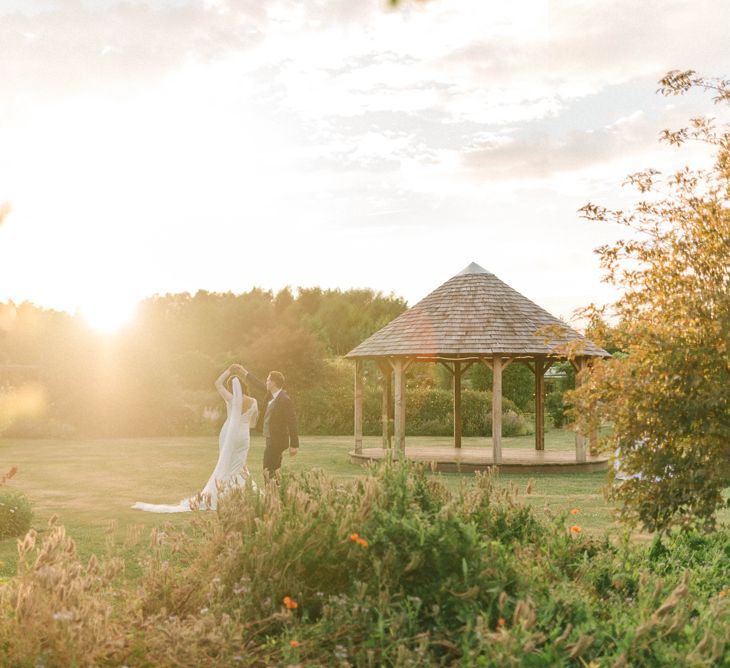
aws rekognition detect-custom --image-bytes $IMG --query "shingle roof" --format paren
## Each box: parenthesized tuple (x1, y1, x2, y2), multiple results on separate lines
(346, 263, 609, 359)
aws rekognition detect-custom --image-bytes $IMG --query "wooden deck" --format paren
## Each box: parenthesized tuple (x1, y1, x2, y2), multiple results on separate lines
(350, 446, 609, 474)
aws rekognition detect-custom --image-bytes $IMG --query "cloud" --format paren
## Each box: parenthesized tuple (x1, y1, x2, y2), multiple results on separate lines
(0, 0, 267, 105)
(440, 0, 730, 97)
(461, 111, 653, 179)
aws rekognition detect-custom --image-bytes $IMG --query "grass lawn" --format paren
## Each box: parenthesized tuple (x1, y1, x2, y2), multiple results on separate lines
(3, 428, 719, 580)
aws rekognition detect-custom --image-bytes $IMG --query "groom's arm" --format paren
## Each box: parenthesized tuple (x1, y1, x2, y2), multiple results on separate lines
(241, 368, 267, 395)
(284, 396, 299, 451)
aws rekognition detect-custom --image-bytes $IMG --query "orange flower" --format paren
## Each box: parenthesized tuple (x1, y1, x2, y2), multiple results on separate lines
(283, 596, 298, 610)
(497, 617, 506, 628)
(570, 508, 579, 515)
(570, 525, 582, 535)
(290, 640, 300, 648)
(356, 538, 369, 548)
(349, 533, 360, 542)
(720, 591, 726, 598)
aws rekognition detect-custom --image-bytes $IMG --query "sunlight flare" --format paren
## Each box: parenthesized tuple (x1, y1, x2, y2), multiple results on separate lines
(79, 298, 137, 334)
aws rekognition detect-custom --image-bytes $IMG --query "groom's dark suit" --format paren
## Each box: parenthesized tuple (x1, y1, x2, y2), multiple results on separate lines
(247, 373, 299, 475)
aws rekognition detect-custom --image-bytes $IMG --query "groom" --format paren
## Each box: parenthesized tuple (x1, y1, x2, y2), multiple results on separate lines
(234, 365, 299, 478)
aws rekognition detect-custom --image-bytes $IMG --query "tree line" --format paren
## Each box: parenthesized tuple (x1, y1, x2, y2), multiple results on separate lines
(0, 287, 554, 438)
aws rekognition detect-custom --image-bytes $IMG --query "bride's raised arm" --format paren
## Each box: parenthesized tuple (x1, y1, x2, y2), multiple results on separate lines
(250, 397, 259, 427)
(215, 367, 233, 402)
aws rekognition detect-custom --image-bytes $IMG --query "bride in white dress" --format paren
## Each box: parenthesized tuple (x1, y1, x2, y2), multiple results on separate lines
(132, 367, 259, 513)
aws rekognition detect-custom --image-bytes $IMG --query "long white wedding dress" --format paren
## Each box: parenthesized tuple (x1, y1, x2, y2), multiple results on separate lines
(132, 377, 258, 513)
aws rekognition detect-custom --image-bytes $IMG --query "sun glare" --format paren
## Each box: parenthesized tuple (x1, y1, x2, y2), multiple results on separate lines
(80, 300, 137, 334)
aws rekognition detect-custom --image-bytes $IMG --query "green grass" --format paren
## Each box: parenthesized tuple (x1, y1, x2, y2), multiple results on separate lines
(4, 429, 724, 581)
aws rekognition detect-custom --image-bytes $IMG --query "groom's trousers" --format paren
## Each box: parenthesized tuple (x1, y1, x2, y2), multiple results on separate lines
(263, 438, 284, 476)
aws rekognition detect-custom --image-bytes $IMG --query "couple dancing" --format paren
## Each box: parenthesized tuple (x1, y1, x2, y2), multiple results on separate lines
(133, 365, 299, 513)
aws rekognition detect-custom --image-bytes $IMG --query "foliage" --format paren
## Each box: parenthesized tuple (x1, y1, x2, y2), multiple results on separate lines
(403, 388, 530, 437)
(468, 361, 538, 411)
(0, 287, 540, 440)
(0, 290, 542, 439)
(1, 463, 729, 666)
(0, 521, 124, 666)
(0, 288, 406, 438)
(569, 71, 730, 532)
(0, 490, 32, 540)
(297, 363, 531, 437)
(0, 468, 31, 541)
(546, 390, 567, 428)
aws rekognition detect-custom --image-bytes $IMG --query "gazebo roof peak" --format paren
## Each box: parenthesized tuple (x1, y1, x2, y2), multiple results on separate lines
(346, 262, 610, 359)
(458, 261, 492, 275)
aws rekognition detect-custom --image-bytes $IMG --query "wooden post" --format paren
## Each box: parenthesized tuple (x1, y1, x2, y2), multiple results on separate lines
(382, 367, 390, 450)
(535, 358, 545, 451)
(387, 369, 394, 449)
(393, 358, 405, 459)
(574, 358, 586, 463)
(492, 356, 503, 465)
(454, 361, 462, 449)
(354, 359, 363, 454)
(377, 361, 392, 450)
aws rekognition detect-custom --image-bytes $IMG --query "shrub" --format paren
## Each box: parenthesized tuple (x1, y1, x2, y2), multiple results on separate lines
(296, 368, 533, 436)
(546, 389, 568, 427)
(0, 523, 124, 666)
(0, 490, 32, 539)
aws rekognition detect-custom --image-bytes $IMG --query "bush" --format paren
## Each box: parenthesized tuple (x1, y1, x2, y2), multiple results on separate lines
(295, 362, 533, 436)
(546, 389, 568, 427)
(0, 490, 32, 539)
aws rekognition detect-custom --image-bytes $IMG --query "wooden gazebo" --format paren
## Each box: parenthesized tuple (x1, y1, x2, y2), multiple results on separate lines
(345, 263, 610, 473)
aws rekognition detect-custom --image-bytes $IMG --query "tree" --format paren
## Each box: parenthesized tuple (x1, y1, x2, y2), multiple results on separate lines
(569, 71, 730, 532)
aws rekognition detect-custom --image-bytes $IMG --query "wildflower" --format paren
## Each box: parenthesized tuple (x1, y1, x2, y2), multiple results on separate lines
(498, 617, 506, 628)
(356, 538, 369, 548)
(720, 591, 726, 598)
(283, 596, 298, 610)
(349, 532, 360, 542)
(570, 525, 582, 535)
(570, 508, 579, 515)
(290, 640, 300, 648)
(334, 645, 348, 660)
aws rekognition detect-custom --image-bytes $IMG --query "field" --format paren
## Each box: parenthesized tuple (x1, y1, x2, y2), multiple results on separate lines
(1, 429, 632, 579)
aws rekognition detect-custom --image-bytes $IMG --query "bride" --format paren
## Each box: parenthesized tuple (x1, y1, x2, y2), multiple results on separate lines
(132, 366, 259, 513)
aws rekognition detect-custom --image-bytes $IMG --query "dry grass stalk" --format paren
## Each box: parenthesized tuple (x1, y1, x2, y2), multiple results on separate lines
(567, 634, 595, 659)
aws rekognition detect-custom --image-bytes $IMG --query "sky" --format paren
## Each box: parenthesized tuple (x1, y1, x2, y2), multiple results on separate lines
(1, 0, 729, 331)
